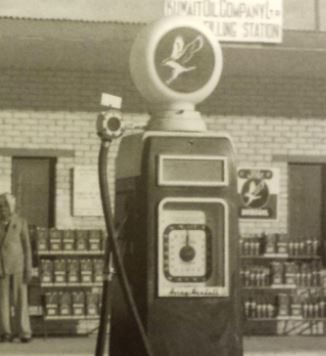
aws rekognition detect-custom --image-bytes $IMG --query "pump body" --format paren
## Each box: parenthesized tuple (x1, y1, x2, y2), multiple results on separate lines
(109, 131, 243, 356)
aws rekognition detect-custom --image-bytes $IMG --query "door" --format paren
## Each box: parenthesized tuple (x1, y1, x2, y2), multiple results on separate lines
(12, 157, 56, 227)
(288, 163, 322, 240)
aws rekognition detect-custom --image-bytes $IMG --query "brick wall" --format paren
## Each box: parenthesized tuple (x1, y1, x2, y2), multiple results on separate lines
(0, 109, 148, 230)
(206, 114, 326, 236)
(0, 68, 325, 235)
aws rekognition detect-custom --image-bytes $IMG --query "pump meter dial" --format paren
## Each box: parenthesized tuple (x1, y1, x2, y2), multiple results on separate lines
(163, 224, 212, 282)
(158, 197, 229, 298)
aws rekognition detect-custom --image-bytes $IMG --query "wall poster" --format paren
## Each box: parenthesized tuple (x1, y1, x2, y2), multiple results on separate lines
(237, 167, 279, 220)
(73, 166, 102, 216)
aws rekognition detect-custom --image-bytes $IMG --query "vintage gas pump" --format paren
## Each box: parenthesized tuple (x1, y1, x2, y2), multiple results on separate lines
(107, 15, 243, 356)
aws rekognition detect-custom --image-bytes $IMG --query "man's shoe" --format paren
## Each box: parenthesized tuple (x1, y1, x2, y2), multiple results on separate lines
(1, 334, 14, 342)
(20, 337, 32, 343)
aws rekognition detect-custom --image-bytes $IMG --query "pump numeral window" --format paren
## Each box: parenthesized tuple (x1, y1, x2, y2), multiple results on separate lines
(159, 155, 228, 186)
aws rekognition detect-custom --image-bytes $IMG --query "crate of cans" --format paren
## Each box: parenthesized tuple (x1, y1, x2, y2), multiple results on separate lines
(277, 293, 291, 317)
(271, 262, 284, 285)
(72, 291, 85, 316)
(284, 262, 299, 285)
(80, 259, 93, 283)
(243, 295, 276, 319)
(66, 259, 80, 283)
(40, 259, 53, 283)
(44, 292, 59, 316)
(75, 230, 89, 251)
(48, 229, 62, 251)
(36, 227, 49, 251)
(241, 265, 271, 287)
(85, 291, 100, 316)
(288, 238, 320, 257)
(239, 235, 263, 256)
(88, 230, 104, 251)
(62, 230, 75, 251)
(290, 294, 302, 317)
(58, 292, 72, 316)
(93, 259, 104, 283)
(53, 258, 66, 283)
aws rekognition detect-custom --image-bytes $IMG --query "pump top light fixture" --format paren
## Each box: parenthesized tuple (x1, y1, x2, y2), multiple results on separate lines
(129, 15, 223, 132)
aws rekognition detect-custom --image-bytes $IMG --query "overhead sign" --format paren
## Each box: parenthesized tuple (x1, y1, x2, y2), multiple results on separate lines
(165, 0, 283, 43)
(237, 168, 279, 219)
(73, 166, 102, 216)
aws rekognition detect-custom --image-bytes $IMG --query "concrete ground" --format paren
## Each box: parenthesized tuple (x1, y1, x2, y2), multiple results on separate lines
(0, 335, 98, 356)
(1, 336, 326, 355)
(244, 336, 326, 356)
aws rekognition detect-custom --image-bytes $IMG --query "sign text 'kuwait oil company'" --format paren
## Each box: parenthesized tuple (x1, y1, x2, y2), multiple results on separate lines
(165, 0, 283, 43)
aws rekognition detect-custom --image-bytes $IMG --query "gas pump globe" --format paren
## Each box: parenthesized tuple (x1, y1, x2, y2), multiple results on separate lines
(109, 15, 243, 356)
(129, 15, 222, 131)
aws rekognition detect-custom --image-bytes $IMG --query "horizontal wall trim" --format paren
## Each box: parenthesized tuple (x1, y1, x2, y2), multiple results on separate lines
(273, 155, 326, 163)
(0, 148, 74, 157)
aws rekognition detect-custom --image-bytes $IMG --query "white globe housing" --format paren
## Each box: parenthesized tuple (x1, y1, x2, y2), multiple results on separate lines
(129, 16, 223, 131)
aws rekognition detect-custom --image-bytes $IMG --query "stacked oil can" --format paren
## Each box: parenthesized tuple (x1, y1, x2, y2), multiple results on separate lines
(240, 233, 326, 321)
(33, 228, 105, 319)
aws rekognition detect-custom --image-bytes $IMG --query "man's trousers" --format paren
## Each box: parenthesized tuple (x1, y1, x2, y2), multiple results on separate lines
(0, 273, 31, 338)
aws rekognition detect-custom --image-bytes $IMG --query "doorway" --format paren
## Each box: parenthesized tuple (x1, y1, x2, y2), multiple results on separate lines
(288, 163, 323, 241)
(12, 157, 56, 227)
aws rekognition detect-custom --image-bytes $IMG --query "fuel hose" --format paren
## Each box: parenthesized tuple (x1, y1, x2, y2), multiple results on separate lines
(95, 139, 154, 356)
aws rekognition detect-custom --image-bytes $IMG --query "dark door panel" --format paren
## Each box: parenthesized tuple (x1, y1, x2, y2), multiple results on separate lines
(288, 163, 322, 240)
(12, 157, 55, 227)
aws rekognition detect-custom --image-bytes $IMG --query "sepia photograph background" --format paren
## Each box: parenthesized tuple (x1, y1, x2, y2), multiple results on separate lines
(0, 1, 326, 355)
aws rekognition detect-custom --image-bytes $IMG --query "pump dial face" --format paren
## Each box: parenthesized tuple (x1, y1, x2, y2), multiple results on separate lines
(158, 198, 229, 298)
(163, 224, 212, 282)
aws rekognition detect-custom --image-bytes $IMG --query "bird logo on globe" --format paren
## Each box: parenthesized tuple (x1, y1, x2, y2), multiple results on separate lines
(155, 27, 215, 93)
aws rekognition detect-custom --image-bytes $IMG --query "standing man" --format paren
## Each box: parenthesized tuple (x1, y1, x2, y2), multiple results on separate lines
(0, 193, 32, 342)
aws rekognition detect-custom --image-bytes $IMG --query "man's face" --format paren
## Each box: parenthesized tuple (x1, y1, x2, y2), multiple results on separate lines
(0, 199, 11, 222)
